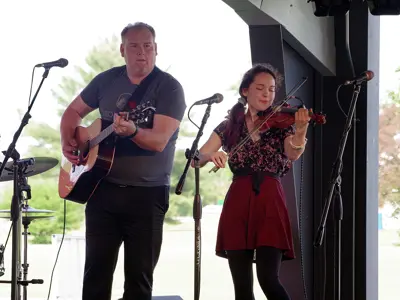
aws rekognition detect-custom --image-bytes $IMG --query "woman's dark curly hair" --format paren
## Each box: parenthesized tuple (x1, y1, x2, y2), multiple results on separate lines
(224, 63, 283, 152)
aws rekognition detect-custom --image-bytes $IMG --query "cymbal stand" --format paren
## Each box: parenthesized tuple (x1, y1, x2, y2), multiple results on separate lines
(0, 149, 43, 299)
(21, 201, 44, 300)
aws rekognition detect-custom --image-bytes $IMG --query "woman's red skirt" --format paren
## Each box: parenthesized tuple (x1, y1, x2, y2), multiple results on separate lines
(215, 174, 295, 261)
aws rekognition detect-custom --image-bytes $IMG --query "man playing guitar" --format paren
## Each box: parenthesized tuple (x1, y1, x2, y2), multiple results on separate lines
(59, 22, 186, 300)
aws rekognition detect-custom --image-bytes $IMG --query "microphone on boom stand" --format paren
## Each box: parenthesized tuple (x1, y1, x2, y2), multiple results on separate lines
(314, 70, 374, 300)
(175, 92, 223, 300)
(35, 58, 68, 69)
(0, 58, 68, 300)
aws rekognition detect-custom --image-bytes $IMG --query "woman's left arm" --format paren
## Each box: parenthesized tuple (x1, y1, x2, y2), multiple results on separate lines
(284, 108, 311, 161)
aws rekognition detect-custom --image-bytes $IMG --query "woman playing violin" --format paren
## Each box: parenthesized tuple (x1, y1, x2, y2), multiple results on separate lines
(195, 63, 311, 300)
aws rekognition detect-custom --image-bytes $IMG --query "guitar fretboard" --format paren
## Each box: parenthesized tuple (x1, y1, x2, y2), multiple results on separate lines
(89, 123, 114, 149)
(86, 106, 152, 150)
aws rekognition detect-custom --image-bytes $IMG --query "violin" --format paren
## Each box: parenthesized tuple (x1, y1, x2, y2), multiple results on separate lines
(208, 103, 326, 173)
(208, 76, 326, 173)
(256, 103, 326, 132)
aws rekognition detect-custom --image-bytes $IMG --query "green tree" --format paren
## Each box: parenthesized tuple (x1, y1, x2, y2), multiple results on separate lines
(21, 36, 124, 174)
(0, 35, 233, 242)
(0, 178, 82, 244)
(379, 67, 400, 216)
(167, 149, 232, 221)
(164, 72, 243, 220)
(0, 36, 125, 243)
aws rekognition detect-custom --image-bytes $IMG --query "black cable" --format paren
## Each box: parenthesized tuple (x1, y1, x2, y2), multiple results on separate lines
(2, 223, 12, 253)
(28, 67, 36, 106)
(46, 199, 66, 300)
(188, 104, 200, 129)
(335, 84, 348, 117)
(0, 223, 13, 275)
(298, 155, 308, 300)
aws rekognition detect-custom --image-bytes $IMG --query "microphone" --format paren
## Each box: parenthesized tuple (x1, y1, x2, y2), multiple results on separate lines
(35, 58, 69, 69)
(344, 70, 374, 86)
(193, 93, 223, 106)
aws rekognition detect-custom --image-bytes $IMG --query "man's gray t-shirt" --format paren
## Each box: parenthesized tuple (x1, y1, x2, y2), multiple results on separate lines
(80, 65, 186, 187)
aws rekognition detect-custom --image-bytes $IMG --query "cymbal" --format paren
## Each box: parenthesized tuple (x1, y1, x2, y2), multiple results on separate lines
(0, 215, 54, 222)
(0, 205, 54, 215)
(0, 206, 54, 224)
(0, 157, 59, 182)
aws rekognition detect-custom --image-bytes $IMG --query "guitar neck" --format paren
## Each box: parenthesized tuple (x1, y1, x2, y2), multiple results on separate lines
(90, 123, 115, 148)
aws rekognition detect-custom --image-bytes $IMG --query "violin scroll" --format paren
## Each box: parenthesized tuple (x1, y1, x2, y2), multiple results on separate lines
(310, 111, 326, 126)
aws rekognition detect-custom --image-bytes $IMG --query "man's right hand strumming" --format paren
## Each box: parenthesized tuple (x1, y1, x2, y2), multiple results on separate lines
(60, 96, 94, 165)
(62, 134, 79, 164)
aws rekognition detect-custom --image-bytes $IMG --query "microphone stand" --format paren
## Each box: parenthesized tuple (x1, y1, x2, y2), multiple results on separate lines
(0, 67, 50, 300)
(314, 82, 363, 300)
(175, 102, 213, 300)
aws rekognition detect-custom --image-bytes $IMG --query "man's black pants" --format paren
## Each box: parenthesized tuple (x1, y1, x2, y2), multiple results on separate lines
(82, 180, 169, 300)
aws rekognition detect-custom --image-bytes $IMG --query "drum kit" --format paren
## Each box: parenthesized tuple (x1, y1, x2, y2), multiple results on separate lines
(0, 149, 59, 300)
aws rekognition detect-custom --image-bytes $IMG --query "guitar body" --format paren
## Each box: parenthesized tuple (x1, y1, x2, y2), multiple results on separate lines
(58, 118, 115, 204)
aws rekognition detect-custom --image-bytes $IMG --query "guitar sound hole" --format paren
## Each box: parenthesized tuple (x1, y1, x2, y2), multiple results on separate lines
(81, 141, 90, 161)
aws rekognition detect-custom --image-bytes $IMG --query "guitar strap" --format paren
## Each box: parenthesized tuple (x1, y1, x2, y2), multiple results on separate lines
(115, 66, 161, 150)
(123, 66, 161, 111)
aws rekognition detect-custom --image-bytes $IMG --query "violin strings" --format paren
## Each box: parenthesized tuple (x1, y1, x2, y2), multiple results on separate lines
(229, 79, 307, 157)
(210, 77, 308, 173)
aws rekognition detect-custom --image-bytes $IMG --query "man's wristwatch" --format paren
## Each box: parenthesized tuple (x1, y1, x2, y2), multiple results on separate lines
(124, 126, 139, 139)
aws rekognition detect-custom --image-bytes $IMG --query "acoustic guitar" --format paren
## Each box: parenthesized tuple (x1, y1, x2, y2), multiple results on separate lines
(58, 105, 155, 204)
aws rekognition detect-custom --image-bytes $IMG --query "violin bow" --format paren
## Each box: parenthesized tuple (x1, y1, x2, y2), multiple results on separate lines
(209, 76, 308, 173)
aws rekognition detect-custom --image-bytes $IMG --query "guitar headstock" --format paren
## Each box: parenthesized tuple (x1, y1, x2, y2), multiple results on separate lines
(118, 111, 134, 121)
(118, 101, 156, 128)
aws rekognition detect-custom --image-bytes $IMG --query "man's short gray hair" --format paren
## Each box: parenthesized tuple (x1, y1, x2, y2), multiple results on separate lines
(121, 22, 156, 41)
